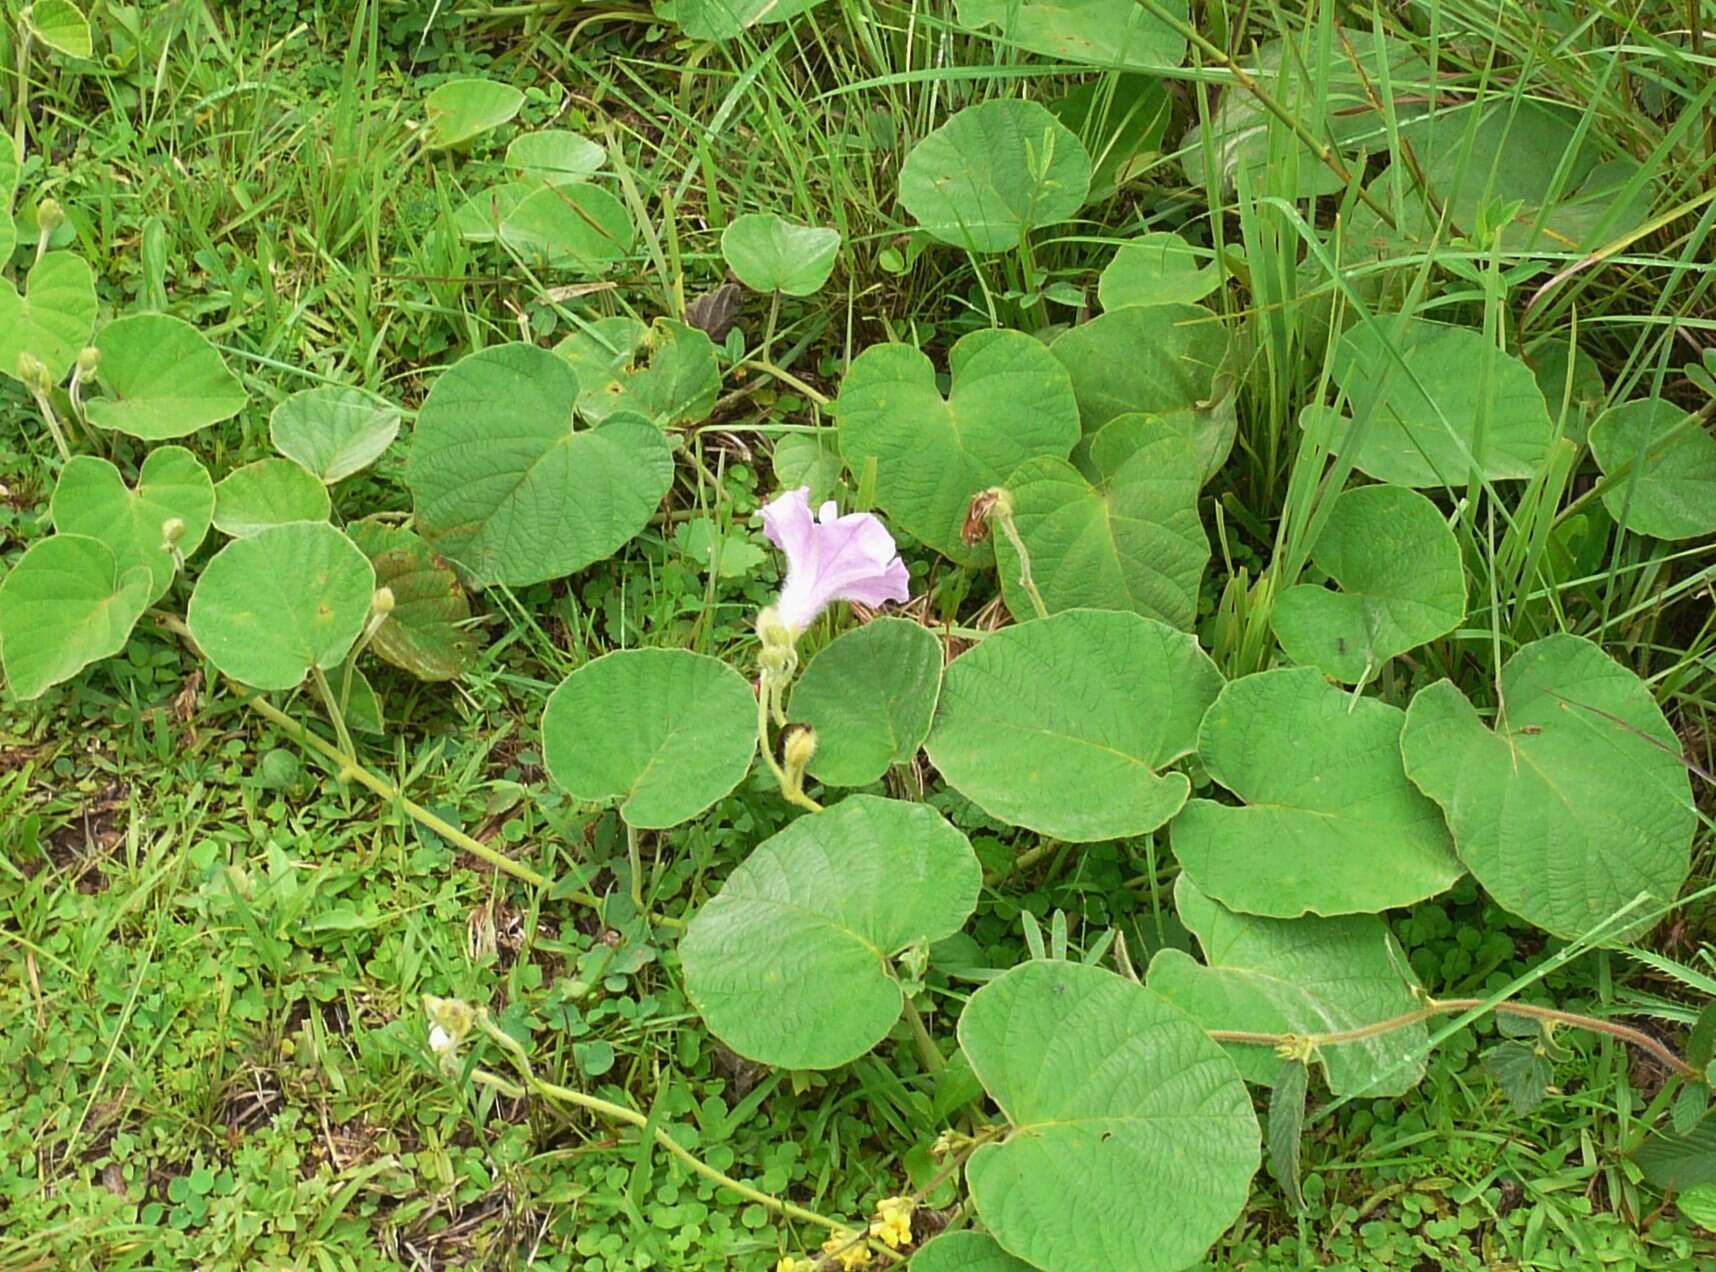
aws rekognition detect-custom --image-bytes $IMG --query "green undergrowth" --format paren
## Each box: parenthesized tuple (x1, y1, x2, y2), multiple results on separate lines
(4, 0, 1716, 1268)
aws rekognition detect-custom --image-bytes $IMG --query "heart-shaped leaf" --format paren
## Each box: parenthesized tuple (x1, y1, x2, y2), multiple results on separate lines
(85, 314, 247, 439)
(927, 609, 1223, 841)
(540, 648, 756, 828)
(423, 78, 524, 148)
(653, 0, 825, 40)
(681, 796, 980, 1069)
(1079, 401, 1236, 487)
(0, 535, 152, 700)
(50, 446, 214, 604)
(406, 342, 673, 587)
(506, 129, 606, 185)
(954, 0, 1186, 71)
(720, 212, 841, 296)
(789, 618, 943, 787)
(1401, 634, 1694, 942)
(347, 522, 476, 682)
(28, 0, 93, 57)
(500, 183, 635, 272)
(995, 428, 1208, 627)
(1589, 398, 1716, 540)
(836, 329, 1080, 561)
(1050, 303, 1229, 435)
(1148, 877, 1429, 1096)
(555, 317, 719, 427)
(898, 100, 1091, 253)
(1183, 34, 1434, 196)
(269, 385, 402, 483)
(1307, 315, 1552, 487)
(1527, 335, 1606, 446)
(1098, 232, 1221, 308)
(959, 960, 1259, 1272)
(187, 522, 376, 690)
(1171, 667, 1461, 917)
(212, 458, 331, 537)
(1351, 101, 1654, 258)
(1270, 483, 1466, 683)
(910, 1232, 1035, 1272)
(0, 251, 97, 383)
(453, 182, 532, 243)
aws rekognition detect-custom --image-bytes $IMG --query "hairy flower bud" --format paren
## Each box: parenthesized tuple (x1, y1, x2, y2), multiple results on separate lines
(782, 724, 817, 773)
(16, 350, 52, 395)
(160, 517, 187, 547)
(35, 197, 65, 234)
(74, 346, 101, 378)
(371, 586, 396, 616)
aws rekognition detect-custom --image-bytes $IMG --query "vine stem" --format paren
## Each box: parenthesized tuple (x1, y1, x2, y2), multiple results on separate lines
(757, 686, 823, 813)
(235, 684, 546, 888)
(990, 504, 1048, 621)
(1207, 997, 1697, 1080)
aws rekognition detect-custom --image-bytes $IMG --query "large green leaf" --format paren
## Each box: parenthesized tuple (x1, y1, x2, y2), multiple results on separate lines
(0, 535, 152, 700)
(423, 78, 524, 148)
(959, 960, 1259, 1272)
(1171, 667, 1461, 917)
(452, 182, 532, 244)
(1589, 398, 1716, 540)
(212, 458, 331, 537)
(406, 342, 673, 587)
(1148, 877, 1429, 1096)
(1050, 303, 1229, 435)
(269, 385, 402, 484)
(0, 133, 18, 260)
(50, 446, 214, 604)
(187, 522, 376, 690)
(954, 0, 1185, 71)
(789, 618, 943, 787)
(85, 314, 248, 439)
(1350, 101, 1654, 259)
(1182, 34, 1433, 197)
(540, 648, 756, 828)
(1079, 401, 1236, 487)
(1270, 483, 1466, 683)
(994, 428, 1207, 627)
(500, 183, 635, 272)
(1400, 634, 1694, 942)
(720, 212, 840, 296)
(1310, 316, 1553, 487)
(347, 522, 476, 682)
(28, 0, 93, 58)
(926, 609, 1222, 841)
(682, 796, 980, 1069)
(835, 329, 1080, 561)
(1098, 231, 1221, 309)
(0, 251, 97, 383)
(506, 129, 606, 185)
(910, 1232, 1035, 1271)
(554, 317, 719, 427)
(653, 0, 824, 40)
(898, 100, 1091, 253)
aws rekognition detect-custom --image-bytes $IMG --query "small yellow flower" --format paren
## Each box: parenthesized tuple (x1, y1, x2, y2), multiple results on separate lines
(869, 1195, 915, 1249)
(820, 1228, 873, 1269)
(774, 1259, 814, 1272)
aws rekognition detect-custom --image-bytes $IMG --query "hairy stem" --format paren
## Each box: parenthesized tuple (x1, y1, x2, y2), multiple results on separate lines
(990, 505, 1048, 620)
(757, 686, 823, 813)
(1207, 996, 1697, 1080)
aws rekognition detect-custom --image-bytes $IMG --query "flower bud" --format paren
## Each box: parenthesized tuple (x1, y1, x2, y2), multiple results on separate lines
(782, 724, 817, 772)
(756, 605, 795, 652)
(371, 586, 396, 616)
(423, 995, 476, 1071)
(16, 350, 52, 395)
(35, 197, 65, 234)
(161, 517, 187, 547)
(75, 346, 101, 378)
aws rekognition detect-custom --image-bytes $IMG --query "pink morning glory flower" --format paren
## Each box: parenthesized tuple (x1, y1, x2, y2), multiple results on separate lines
(760, 488, 911, 633)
